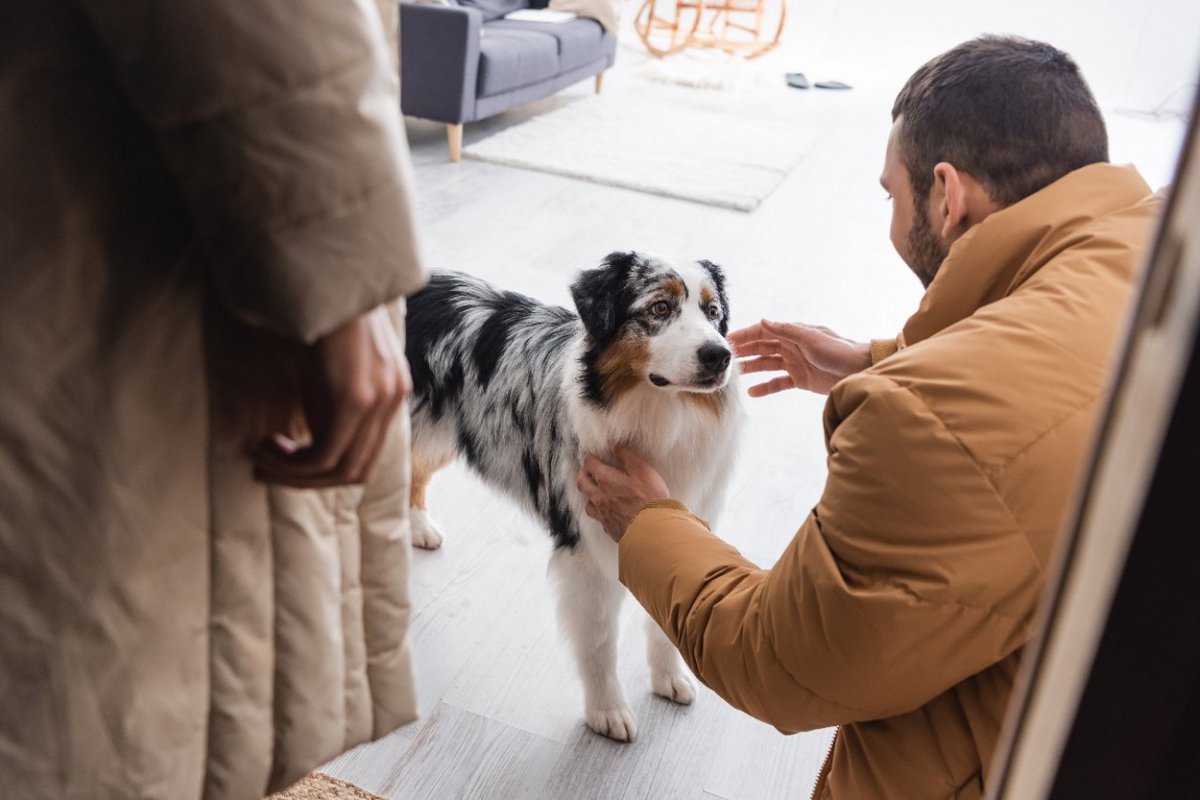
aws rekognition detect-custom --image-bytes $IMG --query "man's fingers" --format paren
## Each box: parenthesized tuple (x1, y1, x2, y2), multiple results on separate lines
(732, 338, 781, 358)
(583, 452, 623, 481)
(577, 466, 598, 495)
(738, 355, 785, 375)
(747, 375, 796, 398)
(610, 444, 646, 469)
(726, 322, 765, 346)
(761, 319, 816, 343)
(612, 446, 660, 483)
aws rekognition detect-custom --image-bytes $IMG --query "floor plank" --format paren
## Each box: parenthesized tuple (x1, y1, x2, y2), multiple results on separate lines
(380, 703, 564, 800)
(322, 729, 415, 796)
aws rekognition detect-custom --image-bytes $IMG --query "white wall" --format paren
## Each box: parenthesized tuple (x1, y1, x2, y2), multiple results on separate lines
(773, 1, 1198, 186)
(787, 0, 1199, 108)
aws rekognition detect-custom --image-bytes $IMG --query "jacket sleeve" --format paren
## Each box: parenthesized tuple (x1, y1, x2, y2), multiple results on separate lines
(869, 338, 899, 364)
(618, 373, 1042, 733)
(78, 0, 426, 342)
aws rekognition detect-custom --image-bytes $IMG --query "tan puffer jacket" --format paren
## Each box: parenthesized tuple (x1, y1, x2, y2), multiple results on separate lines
(0, 1, 425, 797)
(619, 164, 1162, 799)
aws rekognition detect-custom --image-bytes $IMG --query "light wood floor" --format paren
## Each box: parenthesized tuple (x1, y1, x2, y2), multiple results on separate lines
(324, 14, 1189, 799)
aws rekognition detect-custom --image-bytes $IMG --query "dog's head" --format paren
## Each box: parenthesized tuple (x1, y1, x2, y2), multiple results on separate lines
(571, 251, 733, 406)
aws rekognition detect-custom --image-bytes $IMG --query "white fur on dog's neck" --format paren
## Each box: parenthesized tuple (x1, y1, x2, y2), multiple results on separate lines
(562, 338, 743, 579)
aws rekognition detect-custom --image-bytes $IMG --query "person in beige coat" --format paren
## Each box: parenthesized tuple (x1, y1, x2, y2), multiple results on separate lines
(1, 1, 426, 798)
(578, 37, 1165, 798)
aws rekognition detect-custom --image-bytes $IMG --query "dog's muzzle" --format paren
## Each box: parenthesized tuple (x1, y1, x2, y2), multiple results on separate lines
(688, 342, 732, 388)
(697, 342, 732, 373)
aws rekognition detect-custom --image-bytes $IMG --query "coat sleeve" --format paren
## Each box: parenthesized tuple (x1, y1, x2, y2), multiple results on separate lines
(869, 338, 900, 364)
(77, 0, 426, 342)
(618, 373, 1042, 733)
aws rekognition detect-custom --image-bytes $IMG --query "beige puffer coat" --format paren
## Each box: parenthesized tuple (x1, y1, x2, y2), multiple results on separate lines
(0, 1, 425, 797)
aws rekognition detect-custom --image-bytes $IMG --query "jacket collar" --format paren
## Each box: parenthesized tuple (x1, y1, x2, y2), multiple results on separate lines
(901, 163, 1152, 347)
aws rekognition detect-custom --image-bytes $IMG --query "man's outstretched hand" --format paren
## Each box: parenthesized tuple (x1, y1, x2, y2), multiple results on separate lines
(253, 306, 411, 488)
(578, 446, 670, 543)
(729, 320, 871, 397)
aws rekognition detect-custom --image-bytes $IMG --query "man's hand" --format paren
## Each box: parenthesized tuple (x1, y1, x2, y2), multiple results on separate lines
(253, 306, 410, 488)
(728, 319, 871, 397)
(577, 446, 670, 543)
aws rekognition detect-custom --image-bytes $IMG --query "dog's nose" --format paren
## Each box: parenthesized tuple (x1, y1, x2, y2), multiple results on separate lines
(697, 343, 732, 371)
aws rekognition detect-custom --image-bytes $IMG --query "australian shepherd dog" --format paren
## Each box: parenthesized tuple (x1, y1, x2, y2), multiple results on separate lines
(404, 251, 741, 742)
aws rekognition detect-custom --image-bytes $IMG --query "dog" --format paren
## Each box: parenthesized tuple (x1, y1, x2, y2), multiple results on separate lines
(404, 251, 741, 742)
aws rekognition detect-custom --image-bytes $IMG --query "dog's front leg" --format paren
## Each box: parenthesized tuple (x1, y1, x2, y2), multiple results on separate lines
(550, 547, 637, 742)
(645, 616, 698, 705)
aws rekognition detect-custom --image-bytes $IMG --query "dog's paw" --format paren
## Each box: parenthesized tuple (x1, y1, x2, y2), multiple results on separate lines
(586, 706, 638, 743)
(652, 670, 697, 705)
(409, 509, 445, 550)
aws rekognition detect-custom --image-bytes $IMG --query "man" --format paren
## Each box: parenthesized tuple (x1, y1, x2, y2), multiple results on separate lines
(578, 36, 1164, 798)
(0, 1, 425, 797)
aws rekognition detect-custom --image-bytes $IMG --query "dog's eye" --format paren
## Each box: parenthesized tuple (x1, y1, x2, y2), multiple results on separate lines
(705, 302, 722, 320)
(650, 300, 671, 318)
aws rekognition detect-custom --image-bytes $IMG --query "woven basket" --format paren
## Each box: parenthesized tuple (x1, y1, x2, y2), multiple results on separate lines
(267, 773, 387, 800)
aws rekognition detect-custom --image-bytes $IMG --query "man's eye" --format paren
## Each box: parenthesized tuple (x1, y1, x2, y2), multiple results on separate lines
(650, 301, 671, 317)
(705, 303, 721, 320)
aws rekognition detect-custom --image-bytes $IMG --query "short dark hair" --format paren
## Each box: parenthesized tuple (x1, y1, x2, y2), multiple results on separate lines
(892, 36, 1109, 207)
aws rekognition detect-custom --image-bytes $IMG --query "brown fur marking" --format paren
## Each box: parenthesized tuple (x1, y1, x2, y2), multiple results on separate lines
(700, 286, 714, 307)
(686, 389, 725, 416)
(663, 277, 686, 298)
(597, 335, 650, 402)
(409, 452, 454, 509)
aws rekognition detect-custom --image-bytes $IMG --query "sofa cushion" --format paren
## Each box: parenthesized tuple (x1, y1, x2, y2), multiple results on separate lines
(477, 29, 561, 97)
(456, 0, 525, 21)
(483, 19, 606, 72)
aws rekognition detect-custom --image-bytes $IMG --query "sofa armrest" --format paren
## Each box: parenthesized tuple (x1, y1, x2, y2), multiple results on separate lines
(399, 3, 482, 124)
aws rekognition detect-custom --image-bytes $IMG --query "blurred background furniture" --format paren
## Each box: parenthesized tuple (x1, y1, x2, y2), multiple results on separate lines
(400, 0, 617, 161)
(634, 0, 786, 58)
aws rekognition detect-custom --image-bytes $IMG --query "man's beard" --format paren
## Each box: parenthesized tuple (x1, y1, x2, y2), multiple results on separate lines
(906, 200, 949, 288)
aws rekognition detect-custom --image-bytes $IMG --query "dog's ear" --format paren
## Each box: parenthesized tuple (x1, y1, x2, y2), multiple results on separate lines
(697, 259, 730, 335)
(571, 252, 636, 341)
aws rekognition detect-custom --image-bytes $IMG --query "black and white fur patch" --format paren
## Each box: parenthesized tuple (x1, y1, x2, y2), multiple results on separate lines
(405, 251, 741, 742)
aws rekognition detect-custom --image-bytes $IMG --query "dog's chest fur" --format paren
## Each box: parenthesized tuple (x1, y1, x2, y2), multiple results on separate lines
(566, 354, 740, 511)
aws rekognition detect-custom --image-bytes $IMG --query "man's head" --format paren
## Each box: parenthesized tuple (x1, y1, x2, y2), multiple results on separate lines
(882, 36, 1109, 286)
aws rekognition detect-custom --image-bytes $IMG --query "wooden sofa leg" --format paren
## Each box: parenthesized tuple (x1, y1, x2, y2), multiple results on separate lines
(595, 72, 605, 95)
(447, 124, 463, 162)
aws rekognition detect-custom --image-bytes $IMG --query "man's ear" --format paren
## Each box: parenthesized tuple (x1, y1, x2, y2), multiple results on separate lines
(570, 252, 635, 341)
(932, 162, 969, 241)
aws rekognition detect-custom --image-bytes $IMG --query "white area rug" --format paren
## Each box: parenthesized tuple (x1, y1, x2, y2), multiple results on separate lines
(462, 90, 817, 212)
(636, 49, 786, 92)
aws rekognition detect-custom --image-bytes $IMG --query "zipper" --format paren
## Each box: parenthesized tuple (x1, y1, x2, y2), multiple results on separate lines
(810, 726, 839, 800)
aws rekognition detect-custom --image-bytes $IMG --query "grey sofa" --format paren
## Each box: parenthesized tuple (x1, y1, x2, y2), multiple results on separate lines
(400, 0, 617, 160)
